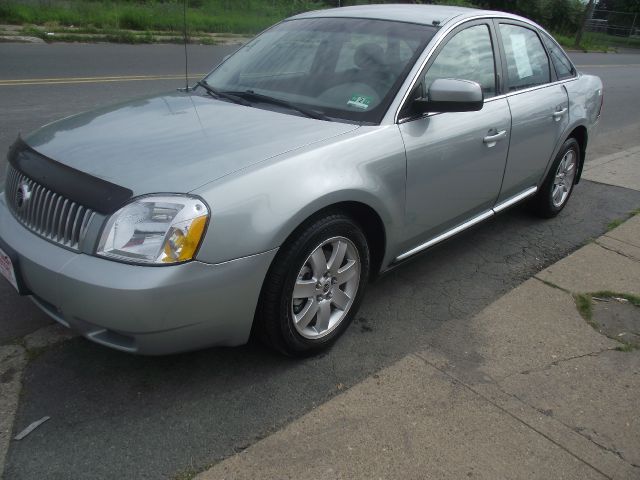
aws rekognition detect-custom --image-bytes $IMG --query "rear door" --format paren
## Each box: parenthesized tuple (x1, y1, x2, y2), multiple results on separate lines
(494, 21, 569, 202)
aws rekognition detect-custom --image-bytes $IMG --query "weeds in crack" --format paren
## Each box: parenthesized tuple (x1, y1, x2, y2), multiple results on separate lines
(589, 291, 640, 307)
(172, 461, 216, 480)
(607, 218, 625, 231)
(615, 343, 634, 353)
(606, 207, 640, 232)
(25, 346, 49, 362)
(574, 293, 596, 326)
(574, 291, 639, 352)
(535, 277, 570, 293)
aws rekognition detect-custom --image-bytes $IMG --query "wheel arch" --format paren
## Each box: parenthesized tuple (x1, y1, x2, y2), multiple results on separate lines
(274, 199, 388, 278)
(567, 125, 588, 184)
(541, 122, 589, 188)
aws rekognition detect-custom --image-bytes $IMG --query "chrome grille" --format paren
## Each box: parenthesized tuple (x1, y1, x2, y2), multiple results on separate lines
(5, 165, 95, 251)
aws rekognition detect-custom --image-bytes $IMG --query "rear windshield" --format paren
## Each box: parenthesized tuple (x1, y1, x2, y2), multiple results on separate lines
(205, 17, 437, 123)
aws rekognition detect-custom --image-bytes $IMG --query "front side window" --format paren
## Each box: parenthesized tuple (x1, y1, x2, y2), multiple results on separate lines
(500, 24, 550, 91)
(541, 33, 576, 80)
(423, 24, 497, 98)
(205, 18, 436, 123)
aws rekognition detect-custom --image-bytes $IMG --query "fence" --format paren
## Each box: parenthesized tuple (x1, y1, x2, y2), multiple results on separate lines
(586, 9, 639, 46)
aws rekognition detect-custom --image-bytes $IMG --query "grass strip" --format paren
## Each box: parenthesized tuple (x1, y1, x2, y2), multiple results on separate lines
(1, 0, 324, 35)
(606, 208, 640, 232)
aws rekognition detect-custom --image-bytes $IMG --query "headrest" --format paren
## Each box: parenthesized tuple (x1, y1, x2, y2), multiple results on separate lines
(353, 43, 385, 70)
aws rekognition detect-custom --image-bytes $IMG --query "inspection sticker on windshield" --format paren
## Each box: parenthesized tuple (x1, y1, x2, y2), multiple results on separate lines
(347, 95, 372, 110)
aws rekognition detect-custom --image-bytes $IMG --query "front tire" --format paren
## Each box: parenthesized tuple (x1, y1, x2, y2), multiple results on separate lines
(257, 213, 370, 356)
(529, 138, 580, 218)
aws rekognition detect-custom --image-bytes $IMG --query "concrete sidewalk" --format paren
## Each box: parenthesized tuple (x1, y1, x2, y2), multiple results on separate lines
(197, 152, 640, 479)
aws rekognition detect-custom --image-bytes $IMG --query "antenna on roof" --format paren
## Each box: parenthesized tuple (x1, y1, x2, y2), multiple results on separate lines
(181, 0, 190, 91)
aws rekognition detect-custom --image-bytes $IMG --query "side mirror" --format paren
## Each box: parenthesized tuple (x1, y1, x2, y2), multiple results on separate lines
(414, 78, 484, 114)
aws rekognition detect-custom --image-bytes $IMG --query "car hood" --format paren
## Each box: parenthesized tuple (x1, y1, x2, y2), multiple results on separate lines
(25, 92, 359, 195)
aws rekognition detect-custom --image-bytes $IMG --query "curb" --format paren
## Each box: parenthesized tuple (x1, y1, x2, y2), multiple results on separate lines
(0, 36, 44, 44)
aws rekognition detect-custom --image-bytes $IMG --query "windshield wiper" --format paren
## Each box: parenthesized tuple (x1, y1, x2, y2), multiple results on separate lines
(227, 89, 331, 121)
(196, 80, 251, 106)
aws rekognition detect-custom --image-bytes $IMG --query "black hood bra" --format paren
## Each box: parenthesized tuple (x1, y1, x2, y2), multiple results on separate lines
(8, 137, 133, 215)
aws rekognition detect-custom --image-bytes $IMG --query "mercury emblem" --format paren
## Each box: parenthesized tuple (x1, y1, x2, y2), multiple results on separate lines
(16, 182, 32, 212)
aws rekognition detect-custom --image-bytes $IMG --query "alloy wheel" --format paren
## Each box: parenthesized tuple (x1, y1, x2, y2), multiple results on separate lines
(291, 236, 361, 339)
(551, 148, 577, 208)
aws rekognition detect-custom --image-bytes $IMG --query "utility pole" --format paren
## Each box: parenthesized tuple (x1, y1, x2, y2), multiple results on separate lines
(575, 0, 596, 49)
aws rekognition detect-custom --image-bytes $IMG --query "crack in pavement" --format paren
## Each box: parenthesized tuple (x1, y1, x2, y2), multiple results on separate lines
(505, 348, 619, 380)
(484, 339, 640, 471)
(498, 381, 639, 470)
(410, 351, 614, 480)
(532, 275, 572, 293)
(595, 239, 640, 262)
(603, 233, 640, 250)
(496, 384, 638, 468)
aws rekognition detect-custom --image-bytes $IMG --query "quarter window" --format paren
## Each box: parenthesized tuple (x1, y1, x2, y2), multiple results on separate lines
(423, 24, 497, 98)
(542, 33, 576, 80)
(500, 24, 550, 91)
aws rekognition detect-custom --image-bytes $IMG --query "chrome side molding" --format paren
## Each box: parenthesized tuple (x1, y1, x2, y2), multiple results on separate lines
(396, 210, 493, 261)
(395, 186, 538, 262)
(493, 186, 538, 213)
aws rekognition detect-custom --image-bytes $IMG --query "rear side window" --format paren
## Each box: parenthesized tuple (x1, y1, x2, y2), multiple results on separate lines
(541, 33, 576, 80)
(499, 24, 550, 91)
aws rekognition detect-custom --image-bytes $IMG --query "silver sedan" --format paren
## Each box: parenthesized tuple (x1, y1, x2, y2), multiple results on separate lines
(0, 4, 603, 355)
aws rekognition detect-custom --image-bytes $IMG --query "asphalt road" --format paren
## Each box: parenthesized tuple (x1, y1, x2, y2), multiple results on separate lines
(1, 43, 640, 479)
(0, 43, 238, 343)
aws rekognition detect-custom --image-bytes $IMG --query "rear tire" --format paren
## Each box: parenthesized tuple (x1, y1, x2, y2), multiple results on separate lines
(529, 138, 580, 218)
(256, 213, 370, 356)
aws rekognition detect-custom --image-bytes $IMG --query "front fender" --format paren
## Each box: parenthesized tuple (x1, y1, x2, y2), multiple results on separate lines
(192, 125, 407, 266)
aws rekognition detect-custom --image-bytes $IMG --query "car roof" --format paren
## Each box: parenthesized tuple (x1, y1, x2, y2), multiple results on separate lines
(290, 4, 535, 29)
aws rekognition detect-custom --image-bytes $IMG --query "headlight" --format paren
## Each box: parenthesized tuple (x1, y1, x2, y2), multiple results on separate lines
(97, 195, 209, 264)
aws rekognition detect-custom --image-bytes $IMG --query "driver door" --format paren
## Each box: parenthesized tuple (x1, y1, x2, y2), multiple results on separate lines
(398, 21, 511, 253)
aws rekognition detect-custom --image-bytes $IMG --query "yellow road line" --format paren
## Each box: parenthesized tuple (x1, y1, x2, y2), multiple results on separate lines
(575, 64, 640, 68)
(1, 65, 637, 86)
(0, 74, 206, 86)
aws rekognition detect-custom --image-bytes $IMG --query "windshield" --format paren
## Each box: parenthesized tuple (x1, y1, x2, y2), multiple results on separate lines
(204, 18, 437, 123)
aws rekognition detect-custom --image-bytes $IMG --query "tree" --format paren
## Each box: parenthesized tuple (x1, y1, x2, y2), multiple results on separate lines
(575, 0, 596, 47)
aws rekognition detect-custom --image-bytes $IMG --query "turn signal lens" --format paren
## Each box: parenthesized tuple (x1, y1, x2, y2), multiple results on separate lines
(162, 216, 208, 263)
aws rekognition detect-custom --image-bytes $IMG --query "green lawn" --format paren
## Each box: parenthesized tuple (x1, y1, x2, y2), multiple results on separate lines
(554, 30, 640, 52)
(3, 0, 637, 51)
(0, 0, 324, 35)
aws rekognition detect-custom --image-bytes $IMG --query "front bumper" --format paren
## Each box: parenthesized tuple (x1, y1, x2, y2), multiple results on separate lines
(0, 195, 277, 354)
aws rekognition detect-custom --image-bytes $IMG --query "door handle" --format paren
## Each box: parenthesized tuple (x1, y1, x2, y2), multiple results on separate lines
(483, 130, 507, 146)
(553, 107, 568, 120)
